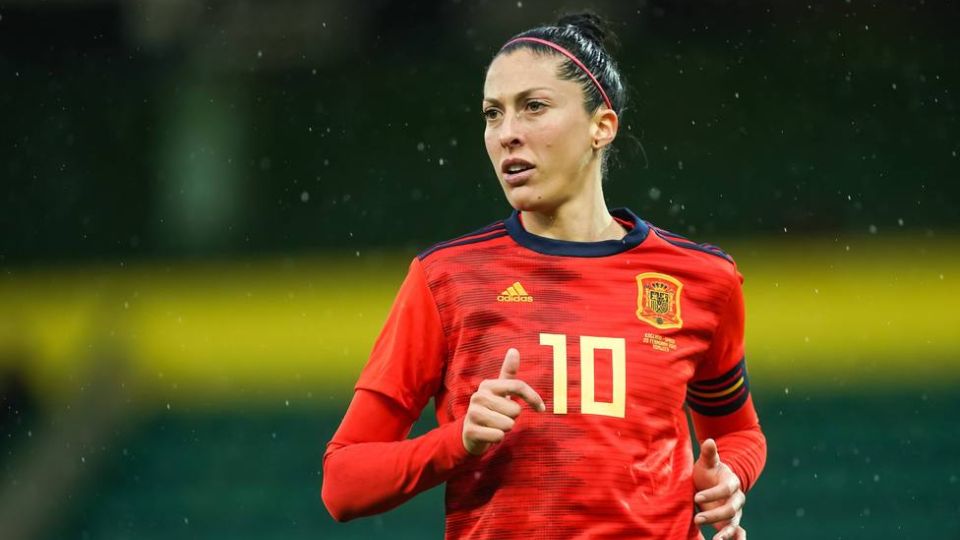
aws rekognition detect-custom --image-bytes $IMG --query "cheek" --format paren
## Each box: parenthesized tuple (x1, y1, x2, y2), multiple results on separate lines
(484, 129, 499, 159)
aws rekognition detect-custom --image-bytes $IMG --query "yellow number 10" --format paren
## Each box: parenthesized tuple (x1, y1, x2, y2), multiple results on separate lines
(539, 333, 626, 419)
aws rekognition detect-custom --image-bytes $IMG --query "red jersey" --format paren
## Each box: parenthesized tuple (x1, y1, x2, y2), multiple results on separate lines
(323, 208, 766, 539)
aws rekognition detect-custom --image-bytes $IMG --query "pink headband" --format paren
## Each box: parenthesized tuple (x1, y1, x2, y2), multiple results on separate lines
(502, 36, 613, 111)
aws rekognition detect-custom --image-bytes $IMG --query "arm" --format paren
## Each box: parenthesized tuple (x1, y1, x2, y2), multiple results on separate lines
(321, 389, 473, 522)
(688, 267, 767, 540)
(688, 267, 766, 492)
(321, 258, 470, 522)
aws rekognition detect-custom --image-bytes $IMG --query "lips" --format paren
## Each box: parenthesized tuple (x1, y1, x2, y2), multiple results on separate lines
(501, 158, 536, 186)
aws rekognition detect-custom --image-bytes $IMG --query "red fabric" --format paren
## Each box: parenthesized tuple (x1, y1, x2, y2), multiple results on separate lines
(688, 274, 766, 492)
(322, 389, 475, 522)
(321, 216, 767, 539)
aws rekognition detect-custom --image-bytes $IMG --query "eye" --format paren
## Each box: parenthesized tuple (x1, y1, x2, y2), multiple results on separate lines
(482, 108, 501, 121)
(526, 101, 546, 112)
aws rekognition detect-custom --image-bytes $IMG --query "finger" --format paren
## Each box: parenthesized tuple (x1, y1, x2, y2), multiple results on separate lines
(694, 478, 740, 504)
(694, 503, 738, 525)
(474, 393, 523, 418)
(469, 407, 516, 432)
(498, 348, 520, 380)
(698, 438, 720, 469)
(464, 424, 506, 445)
(713, 523, 742, 540)
(485, 379, 545, 412)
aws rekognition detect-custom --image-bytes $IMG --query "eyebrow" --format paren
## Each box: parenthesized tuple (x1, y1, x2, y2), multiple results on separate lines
(482, 87, 553, 106)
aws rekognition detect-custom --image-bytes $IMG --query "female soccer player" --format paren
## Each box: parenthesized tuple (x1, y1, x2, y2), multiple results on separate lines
(322, 13, 766, 540)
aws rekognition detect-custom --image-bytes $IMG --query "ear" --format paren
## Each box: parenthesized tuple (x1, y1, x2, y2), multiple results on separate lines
(590, 108, 619, 151)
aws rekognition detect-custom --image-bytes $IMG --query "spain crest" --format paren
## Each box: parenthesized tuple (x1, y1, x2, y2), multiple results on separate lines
(636, 273, 683, 329)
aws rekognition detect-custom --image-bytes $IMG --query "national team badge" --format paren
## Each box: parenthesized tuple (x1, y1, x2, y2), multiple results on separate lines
(636, 273, 683, 329)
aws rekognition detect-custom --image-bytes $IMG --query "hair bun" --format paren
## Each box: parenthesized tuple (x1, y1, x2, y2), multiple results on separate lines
(555, 11, 615, 50)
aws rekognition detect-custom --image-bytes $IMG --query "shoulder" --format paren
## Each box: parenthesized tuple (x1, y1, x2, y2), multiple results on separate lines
(645, 220, 740, 282)
(416, 219, 510, 262)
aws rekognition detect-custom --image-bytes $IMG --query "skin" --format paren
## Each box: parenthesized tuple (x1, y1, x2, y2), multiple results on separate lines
(463, 48, 748, 540)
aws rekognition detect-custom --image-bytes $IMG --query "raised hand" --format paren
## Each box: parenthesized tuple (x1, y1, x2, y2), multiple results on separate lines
(693, 438, 748, 540)
(461, 348, 545, 456)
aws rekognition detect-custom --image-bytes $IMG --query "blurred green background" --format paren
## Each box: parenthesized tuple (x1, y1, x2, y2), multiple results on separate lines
(1, 1, 958, 539)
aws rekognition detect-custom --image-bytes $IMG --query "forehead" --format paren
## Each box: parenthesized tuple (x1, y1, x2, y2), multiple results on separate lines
(483, 49, 568, 100)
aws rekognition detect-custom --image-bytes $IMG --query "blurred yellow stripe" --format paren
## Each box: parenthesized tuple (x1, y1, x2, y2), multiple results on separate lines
(0, 233, 957, 407)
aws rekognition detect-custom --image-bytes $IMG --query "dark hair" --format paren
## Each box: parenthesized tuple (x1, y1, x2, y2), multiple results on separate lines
(493, 11, 629, 174)
(495, 11, 626, 117)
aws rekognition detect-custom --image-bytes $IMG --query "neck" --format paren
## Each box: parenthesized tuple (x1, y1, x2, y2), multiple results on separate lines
(520, 181, 626, 242)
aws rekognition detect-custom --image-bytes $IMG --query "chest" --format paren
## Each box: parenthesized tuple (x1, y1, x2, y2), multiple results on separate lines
(435, 258, 718, 421)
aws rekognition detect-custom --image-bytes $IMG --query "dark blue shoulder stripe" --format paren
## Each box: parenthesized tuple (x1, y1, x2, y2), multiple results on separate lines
(417, 221, 507, 260)
(648, 224, 734, 264)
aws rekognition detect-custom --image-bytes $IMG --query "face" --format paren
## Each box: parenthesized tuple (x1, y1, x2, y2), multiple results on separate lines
(482, 48, 616, 212)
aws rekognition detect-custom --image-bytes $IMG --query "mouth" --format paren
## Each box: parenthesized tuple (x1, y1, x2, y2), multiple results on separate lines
(501, 158, 536, 186)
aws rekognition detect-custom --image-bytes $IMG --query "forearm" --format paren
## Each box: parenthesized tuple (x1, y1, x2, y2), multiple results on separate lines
(710, 424, 766, 493)
(691, 395, 767, 492)
(321, 392, 474, 522)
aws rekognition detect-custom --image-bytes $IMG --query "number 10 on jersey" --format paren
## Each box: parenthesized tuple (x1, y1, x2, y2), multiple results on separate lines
(539, 333, 626, 419)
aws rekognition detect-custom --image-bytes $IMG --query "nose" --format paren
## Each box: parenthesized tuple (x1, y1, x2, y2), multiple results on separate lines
(498, 112, 523, 149)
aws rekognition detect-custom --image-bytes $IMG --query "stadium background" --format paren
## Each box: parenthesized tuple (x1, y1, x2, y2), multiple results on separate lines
(1, 1, 958, 538)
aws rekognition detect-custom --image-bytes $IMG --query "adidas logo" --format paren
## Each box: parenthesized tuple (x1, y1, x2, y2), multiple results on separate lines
(497, 281, 533, 303)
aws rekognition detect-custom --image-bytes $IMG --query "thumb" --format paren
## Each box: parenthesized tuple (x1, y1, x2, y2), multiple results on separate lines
(498, 348, 520, 380)
(699, 438, 721, 469)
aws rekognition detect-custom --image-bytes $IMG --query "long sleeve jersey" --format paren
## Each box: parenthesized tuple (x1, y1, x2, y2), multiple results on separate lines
(322, 208, 767, 539)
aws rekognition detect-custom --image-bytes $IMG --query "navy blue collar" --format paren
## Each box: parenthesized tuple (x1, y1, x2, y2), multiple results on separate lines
(504, 207, 650, 257)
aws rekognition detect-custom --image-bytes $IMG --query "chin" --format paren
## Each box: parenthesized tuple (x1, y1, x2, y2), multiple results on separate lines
(504, 185, 554, 213)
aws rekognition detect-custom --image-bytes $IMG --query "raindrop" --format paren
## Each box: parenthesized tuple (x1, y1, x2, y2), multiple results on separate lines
(257, 50, 263, 58)
(517, 1, 523, 6)
(300, 191, 310, 202)
(792, 457, 800, 467)
(734, 92, 740, 99)
(796, 508, 805, 518)
(416, 142, 426, 152)
(648, 187, 661, 201)
(438, 158, 445, 166)
(868, 224, 877, 234)
(897, 218, 904, 226)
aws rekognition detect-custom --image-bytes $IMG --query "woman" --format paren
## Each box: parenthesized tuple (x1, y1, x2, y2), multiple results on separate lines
(322, 13, 766, 540)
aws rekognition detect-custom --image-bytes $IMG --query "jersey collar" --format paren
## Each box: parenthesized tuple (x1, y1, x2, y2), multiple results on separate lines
(504, 207, 650, 257)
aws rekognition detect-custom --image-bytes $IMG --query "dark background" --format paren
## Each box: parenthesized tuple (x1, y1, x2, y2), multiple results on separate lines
(1, 1, 958, 539)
